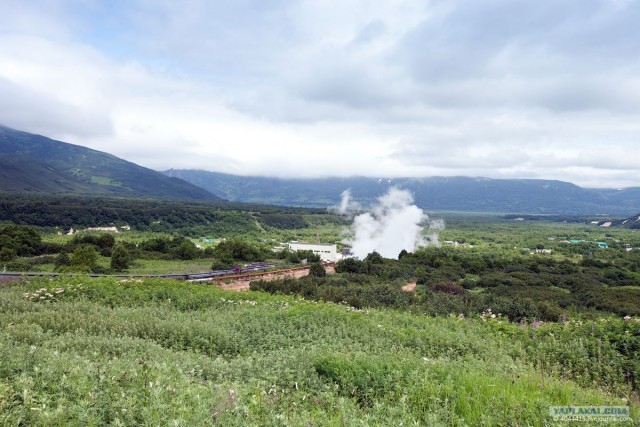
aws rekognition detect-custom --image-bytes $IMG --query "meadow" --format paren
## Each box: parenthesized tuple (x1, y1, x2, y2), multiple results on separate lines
(2, 209, 640, 425)
(1, 276, 638, 426)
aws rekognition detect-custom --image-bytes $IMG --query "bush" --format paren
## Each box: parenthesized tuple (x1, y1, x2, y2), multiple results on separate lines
(54, 252, 71, 270)
(335, 258, 368, 274)
(70, 245, 98, 271)
(309, 263, 326, 277)
(211, 259, 231, 270)
(111, 244, 131, 272)
(213, 239, 267, 262)
(429, 282, 466, 295)
(0, 247, 16, 262)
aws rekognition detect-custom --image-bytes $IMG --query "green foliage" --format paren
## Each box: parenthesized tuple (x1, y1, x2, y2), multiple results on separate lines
(213, 239, 268, 263)
(251, 276, 412, 309)
(69, 245, 99, 272)
(0, 224, 41, 256)
(364, 251, 385, 264)
(257, 213, 307, 229)
(0, 277, 636, 425)
(172, 239, 199, 260)
(429, 282, 466, 295)
(72, 233, 116, 250)
(308, 263, 326, 277)
(276, 249, 321, 264)
(110, 244, 131, 272)
(137, 236, 202, 261)
(210, 259, 232, 271)
(0, 247, 16, 262)
(53, 252, 70, 270)
(335, 257, 368, 274)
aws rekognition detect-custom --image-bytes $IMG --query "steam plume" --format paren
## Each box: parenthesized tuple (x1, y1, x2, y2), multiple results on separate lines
(340, 187, 442, 259)
(338, 189, 352, 215)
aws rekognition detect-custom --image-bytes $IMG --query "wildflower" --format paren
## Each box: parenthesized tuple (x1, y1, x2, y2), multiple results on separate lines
(532, 320, 542, 330)
(624, 315, 632, 322)
(458, 313, 465, 320)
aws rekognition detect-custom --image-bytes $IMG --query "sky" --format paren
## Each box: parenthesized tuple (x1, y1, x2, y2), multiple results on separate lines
(1, 0, 639, 188)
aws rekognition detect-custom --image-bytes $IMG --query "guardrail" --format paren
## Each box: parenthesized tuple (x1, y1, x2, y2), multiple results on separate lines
(0, 262, 336, 282)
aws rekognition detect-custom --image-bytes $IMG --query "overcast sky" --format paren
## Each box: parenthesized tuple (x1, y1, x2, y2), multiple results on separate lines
(1, 0, 639, 187)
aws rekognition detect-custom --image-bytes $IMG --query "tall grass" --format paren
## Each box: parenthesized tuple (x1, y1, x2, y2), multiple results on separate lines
(0, 277, 637, 425)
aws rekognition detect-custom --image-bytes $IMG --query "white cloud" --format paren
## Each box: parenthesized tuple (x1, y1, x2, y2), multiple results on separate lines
(1, 0, 639, 188)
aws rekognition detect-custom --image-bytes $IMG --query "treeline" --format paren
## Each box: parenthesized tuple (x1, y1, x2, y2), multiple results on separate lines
(251, 247, 640, 320)
(0, 193, 329, 235)
(0, 224, 321, 274)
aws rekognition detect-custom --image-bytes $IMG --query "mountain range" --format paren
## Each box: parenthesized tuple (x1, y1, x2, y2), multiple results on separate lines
(1, 125, 638, 215)
(163, 169, 640, 216)
(0, 125, 220, 200)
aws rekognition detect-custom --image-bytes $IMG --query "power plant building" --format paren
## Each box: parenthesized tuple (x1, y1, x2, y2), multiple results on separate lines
(288, 242, 337, 262)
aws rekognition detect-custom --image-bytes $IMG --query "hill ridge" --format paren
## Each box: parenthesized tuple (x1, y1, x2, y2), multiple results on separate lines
(164, 168, 640, 215)
(0, 125, 221, 201)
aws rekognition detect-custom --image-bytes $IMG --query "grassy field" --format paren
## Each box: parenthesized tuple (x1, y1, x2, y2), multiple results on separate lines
(1, 277, 637, 426)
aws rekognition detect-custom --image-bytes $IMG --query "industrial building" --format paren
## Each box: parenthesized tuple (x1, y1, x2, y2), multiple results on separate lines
(288, 241, 338, 262)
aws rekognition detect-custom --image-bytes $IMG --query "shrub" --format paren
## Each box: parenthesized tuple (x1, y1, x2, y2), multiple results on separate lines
(335, 258, 367, 274)
(211, 259, 231, 270)
(429, 282, 466, 295)
(111, 244, 131, 272)
(308, 263, 326, 277)
(70, 245, 98, 271)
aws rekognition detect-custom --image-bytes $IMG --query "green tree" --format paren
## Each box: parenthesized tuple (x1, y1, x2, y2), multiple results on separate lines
(213, 239, 266, 262)
(0, 247, 16, 262)
(308, 263, 326, 277)
(70, 245, 98, 272)
(110, 244, 131, 272)
(97, 233, 116, 249)
(173, 240, 199, 260)
(365, 251, 384, 264)
(0, 225, 41, 256)
(54, 252, 71, 270)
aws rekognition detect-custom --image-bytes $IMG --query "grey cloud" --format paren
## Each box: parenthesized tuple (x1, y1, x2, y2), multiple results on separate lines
(120, 0, 298, 81)
(0, 77, 113, 138)
(2, 1, 640, 188)
(393, 138, 532, 170)
(397, 0, 640, 80)
(351, 20, 387, 45)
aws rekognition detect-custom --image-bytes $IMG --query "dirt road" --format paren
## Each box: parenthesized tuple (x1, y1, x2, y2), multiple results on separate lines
(216, 265, 335, 291)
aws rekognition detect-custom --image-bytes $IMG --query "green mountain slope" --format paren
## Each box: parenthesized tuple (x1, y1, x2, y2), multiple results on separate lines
(0, 125, 221, 200)
(164, 169, 640, 215)
(0, 154, 97, 193)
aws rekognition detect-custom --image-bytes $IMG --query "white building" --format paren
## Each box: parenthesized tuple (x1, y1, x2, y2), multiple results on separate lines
(288, 241, 337, 262)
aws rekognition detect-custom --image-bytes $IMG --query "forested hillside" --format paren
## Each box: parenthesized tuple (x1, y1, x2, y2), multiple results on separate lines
(164, 169, 640, 215)
(0, 125, 219, 200)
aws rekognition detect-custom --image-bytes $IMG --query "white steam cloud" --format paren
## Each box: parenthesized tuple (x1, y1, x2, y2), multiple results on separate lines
(338, 189, 352, 215)
(340, 187, 442, 259)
